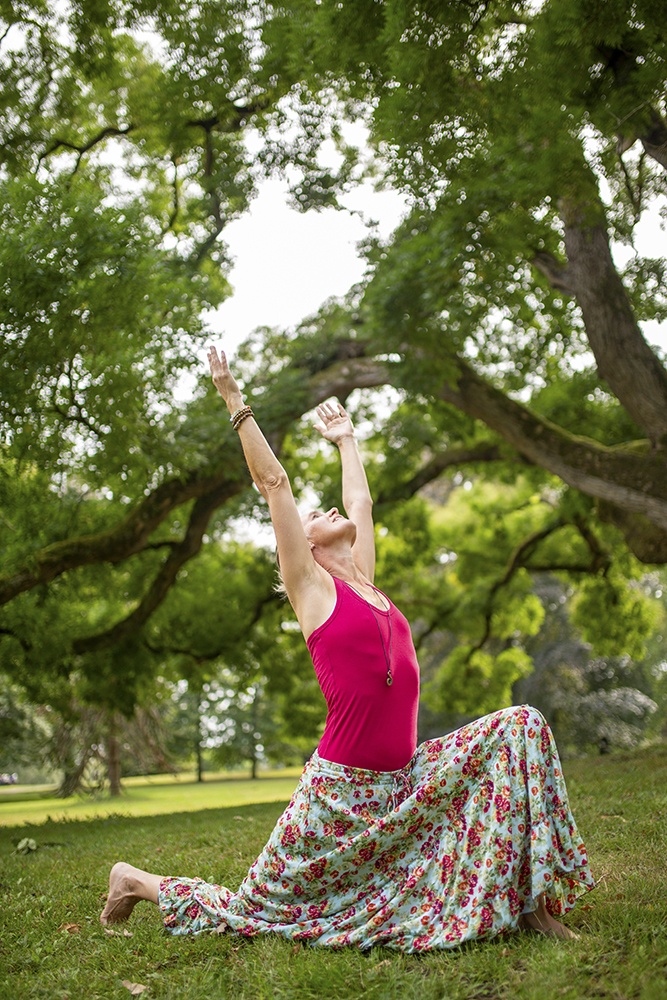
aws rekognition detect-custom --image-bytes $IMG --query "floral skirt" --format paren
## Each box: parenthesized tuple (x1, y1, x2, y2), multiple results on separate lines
(158, 705, 595, 951)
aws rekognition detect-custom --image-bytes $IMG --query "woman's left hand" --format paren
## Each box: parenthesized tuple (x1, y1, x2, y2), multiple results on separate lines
(314, 401, 354, 445)
(207, 344, 243, 408)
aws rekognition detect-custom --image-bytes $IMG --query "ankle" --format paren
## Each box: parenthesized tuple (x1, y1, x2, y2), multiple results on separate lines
(112, 862, 138, 894)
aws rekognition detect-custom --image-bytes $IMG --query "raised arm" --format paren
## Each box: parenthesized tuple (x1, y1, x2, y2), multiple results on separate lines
(207, 346, 333, 630)
(314, 402, 375, 582)
(208, 345, 286, 500)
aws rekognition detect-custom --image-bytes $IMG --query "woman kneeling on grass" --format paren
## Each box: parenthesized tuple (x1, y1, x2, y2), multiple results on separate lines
(101, 346, 595, 951)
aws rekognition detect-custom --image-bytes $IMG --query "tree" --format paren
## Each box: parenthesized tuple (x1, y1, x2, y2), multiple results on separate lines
(2, 1, 667, 738)
(262, 0, 667, 703)
(0, 0, 334, 740)
(289, 1, 666, 513)
(0, 678, 52, 782)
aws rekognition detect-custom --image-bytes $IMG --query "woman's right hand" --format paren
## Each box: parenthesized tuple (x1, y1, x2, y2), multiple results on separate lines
(314, 401, 355, 446)
(207, 345, 243, 409)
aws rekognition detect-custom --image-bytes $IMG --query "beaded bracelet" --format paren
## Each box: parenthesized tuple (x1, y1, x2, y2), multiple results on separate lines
(233, 409, 253, 431)
(231, 405, 254, 431)
(229, 406, 249, 424)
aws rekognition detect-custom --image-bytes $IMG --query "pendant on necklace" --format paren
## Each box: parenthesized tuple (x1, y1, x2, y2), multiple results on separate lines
(386, 675, 393, 687)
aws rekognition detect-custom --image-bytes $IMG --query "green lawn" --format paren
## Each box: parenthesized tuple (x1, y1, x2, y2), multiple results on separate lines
(0, 768, 303, 827)
(1, 747, 666, 1000)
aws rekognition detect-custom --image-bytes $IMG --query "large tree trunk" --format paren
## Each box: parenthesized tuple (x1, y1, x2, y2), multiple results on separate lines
(534, 193, 667, 447)
(57, 752, 90, 798)
(250, 687, 259, 780)
(562, 203, 667, 447)
(196, 691, 204, 783)
(107, 717, 122, 797)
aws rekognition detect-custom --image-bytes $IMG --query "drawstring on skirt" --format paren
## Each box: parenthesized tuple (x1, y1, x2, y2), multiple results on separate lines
(389, 769, 413, 811)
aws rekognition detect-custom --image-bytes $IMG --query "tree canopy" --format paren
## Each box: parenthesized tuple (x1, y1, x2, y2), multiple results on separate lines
(1, 1, 666, 779)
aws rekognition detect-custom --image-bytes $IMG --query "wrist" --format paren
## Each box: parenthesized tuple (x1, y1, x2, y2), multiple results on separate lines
(226, 392, 245, 415)
(336, 434, 357, 448)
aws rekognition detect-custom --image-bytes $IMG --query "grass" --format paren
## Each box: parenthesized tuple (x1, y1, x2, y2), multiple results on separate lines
(1, 747, 667, 1000)
(0, 768, 304, 827)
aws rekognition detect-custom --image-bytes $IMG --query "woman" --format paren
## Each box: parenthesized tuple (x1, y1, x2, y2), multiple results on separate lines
(100, 346, 594, 950)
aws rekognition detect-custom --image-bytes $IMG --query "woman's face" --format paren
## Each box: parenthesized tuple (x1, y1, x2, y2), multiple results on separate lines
(301, 507, 356, 549)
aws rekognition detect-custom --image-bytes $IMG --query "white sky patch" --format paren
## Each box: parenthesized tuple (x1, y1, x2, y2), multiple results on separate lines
(203, 178, 407, 359)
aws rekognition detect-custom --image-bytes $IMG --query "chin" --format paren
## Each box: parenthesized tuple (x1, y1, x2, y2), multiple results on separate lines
(342, 520, 357, 544)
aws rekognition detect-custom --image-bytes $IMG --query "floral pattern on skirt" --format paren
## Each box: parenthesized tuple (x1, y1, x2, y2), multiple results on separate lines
(158, 706, 594, 951)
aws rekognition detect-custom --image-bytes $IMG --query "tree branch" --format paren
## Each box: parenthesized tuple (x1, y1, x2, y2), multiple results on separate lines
(0, 350, 387, 607)
(639, 109, 667, 172)
(465, 519, 565, 658)
(185, 98, 272, 136)
(531, 251, 577, 294)
(143, 591, 282, 665)
(0, 627, 32, 651)
(162, 156, 181, 235)
(521, 563, 603, 573)
(461, 517, 612, 663)
(73, 480, 239, 653)
(0, 466, 233, 606)
(38, 125, 135, 172)
(435, 353, 667, 537)
(191, 125, 226, 266)
(573, 516, 612, 575)
(5, 342, 667, 609)
(617, 148, 644, 221)
(49, 400, 103, 438)
(376, 441, 508, 504)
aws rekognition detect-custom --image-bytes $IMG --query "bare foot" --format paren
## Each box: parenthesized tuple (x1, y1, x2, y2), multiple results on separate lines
(519, 906, 580, 940)
(100, 862, 141, 925)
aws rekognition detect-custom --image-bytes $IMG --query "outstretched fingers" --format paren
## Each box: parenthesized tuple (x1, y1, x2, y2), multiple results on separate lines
(207, 344, 228, 377)
(316, 401, 346, 424)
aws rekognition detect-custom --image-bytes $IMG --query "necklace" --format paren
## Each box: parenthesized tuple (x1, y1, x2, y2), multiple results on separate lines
(345, 582, 393, 686)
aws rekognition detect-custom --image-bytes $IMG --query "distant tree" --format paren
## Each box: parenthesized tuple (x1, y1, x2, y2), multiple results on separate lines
(0, 678, 52, 781)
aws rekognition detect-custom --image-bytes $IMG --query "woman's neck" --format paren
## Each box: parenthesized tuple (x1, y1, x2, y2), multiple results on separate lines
(316, 549, 368, 586)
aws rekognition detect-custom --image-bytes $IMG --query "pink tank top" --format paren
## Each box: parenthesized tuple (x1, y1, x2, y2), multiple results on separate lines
(306, 576, 420, 771)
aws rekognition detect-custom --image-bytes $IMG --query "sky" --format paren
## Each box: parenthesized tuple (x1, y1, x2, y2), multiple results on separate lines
(204, 178, 407, 359)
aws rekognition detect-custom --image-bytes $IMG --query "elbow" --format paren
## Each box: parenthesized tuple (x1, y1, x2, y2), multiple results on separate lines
(257, 469, 290, 496)
(349, 496, 373, 513)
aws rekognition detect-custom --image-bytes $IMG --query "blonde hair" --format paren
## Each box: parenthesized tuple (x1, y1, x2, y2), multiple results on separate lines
(274, 550, 288, 597)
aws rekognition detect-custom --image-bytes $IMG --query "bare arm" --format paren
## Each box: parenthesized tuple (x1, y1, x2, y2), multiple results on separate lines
(207, 346, 284, 496)
(207, 346, 334, 629)
(315, 402, 376, 581)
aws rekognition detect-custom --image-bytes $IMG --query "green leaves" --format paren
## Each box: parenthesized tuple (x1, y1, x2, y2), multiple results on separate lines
(0, 175, 214, 482)
(571, 575, 660, 661)
(429, 645, 533, 717)
(1, 0, 666, 757)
